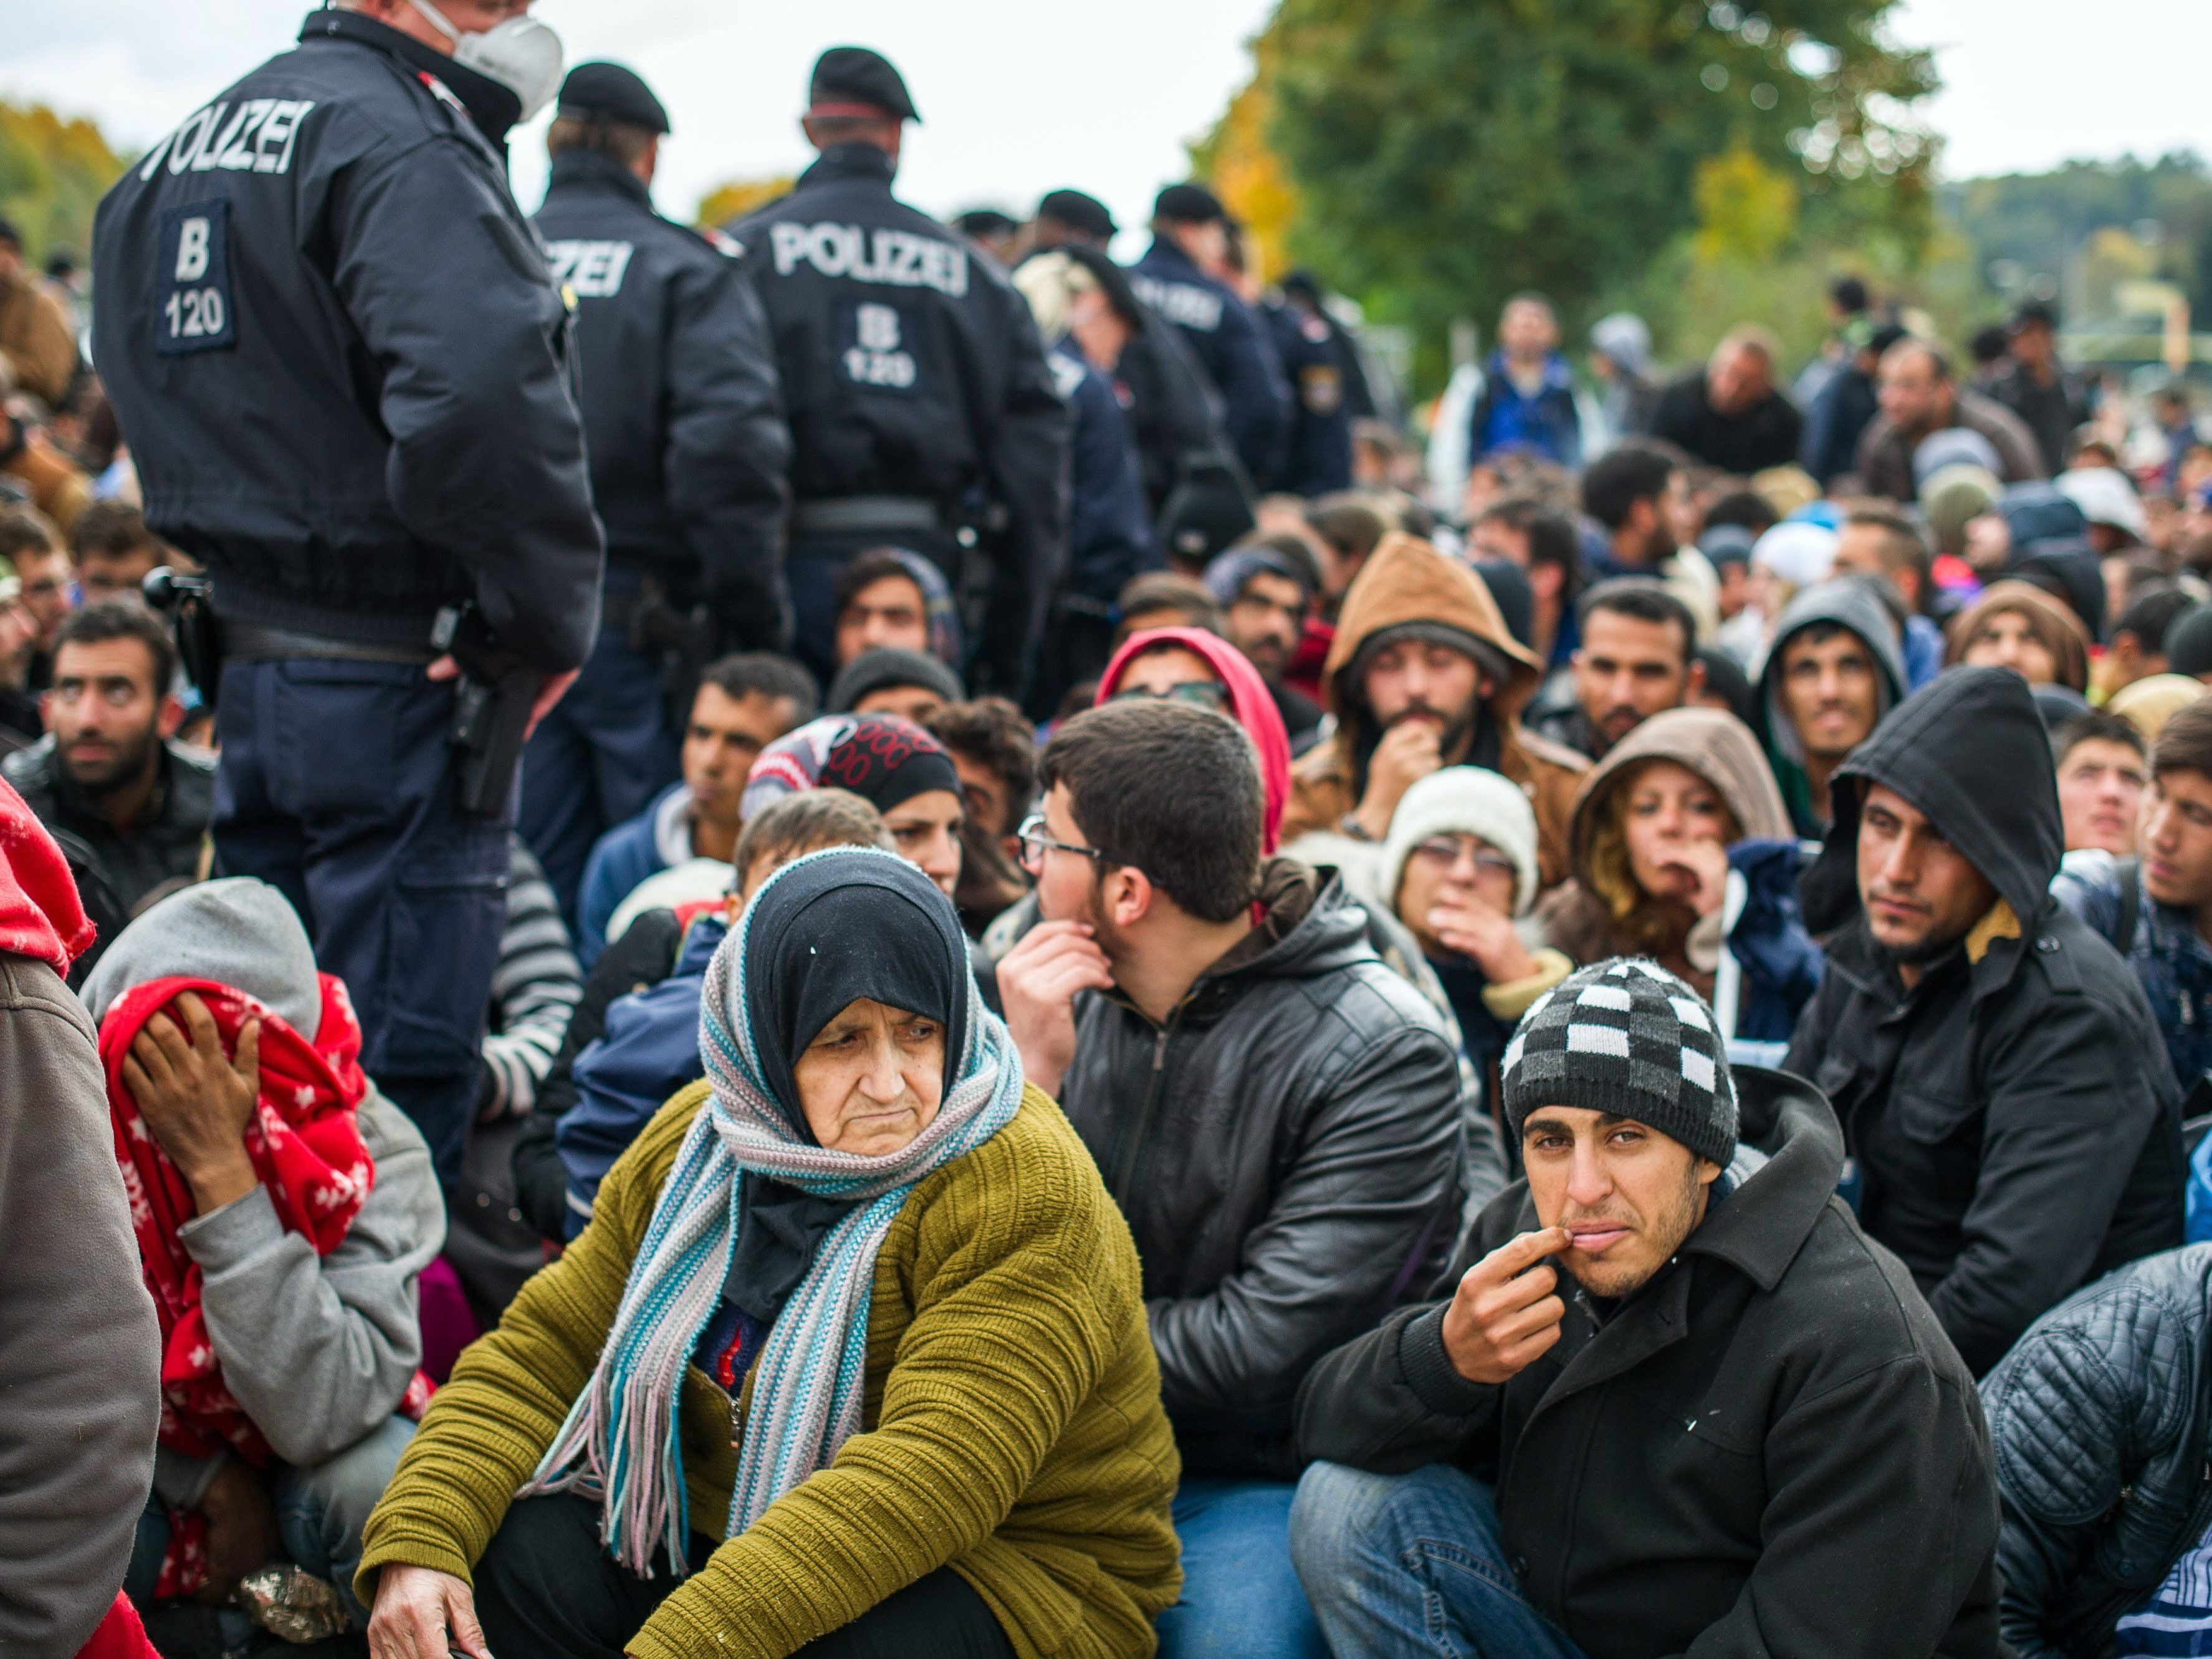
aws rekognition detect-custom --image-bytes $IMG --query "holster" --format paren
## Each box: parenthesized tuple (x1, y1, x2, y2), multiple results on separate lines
(434, 605, 537, 819)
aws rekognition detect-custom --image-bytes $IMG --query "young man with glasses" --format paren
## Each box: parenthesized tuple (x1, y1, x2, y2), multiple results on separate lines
(999, 697, 1463, 1659)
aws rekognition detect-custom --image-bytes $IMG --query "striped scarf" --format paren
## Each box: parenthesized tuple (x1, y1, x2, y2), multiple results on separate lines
(520, 848, 1022, 1574)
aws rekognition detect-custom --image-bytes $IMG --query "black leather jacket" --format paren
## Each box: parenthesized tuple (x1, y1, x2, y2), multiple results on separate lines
(1056, 859, 1463, 1480)
(1983, 1245, 2212, 1657)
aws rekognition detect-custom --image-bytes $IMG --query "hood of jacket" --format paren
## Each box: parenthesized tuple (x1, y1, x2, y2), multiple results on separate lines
(1322, 532, 1542, 765)
(1754, 579, 1908, 767)
(1566, 707, 1793, 886)
(1182, 858, 1374, 1016)
(1943, 579, 2092, 693)
(1100, 627, 1291, 854)
(1800, 664, 2061, 935)
(81, 876, 322, 1037)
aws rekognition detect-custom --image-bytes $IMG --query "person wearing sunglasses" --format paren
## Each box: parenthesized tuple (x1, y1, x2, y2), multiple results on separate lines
(1377, 767, 1571, 1095)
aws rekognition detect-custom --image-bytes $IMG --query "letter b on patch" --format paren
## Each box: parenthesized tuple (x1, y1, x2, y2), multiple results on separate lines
(156, 199, 236, 356)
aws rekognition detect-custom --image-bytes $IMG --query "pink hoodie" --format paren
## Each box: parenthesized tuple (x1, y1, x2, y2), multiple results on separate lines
(1096, 627, 1293, 854)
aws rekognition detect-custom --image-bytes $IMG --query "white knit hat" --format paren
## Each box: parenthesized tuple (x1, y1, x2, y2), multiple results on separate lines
(1380, 767, 1541, 917)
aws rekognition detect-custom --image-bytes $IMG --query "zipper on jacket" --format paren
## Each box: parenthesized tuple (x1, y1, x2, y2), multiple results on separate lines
(1112, 1020, 1175, 1201)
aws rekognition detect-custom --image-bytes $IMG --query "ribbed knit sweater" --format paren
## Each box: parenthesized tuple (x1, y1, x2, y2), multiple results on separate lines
(358, 1082, 1182, 1658)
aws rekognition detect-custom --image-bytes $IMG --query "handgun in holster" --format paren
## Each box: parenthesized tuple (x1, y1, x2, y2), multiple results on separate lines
(628, 575, 716, 729)
(433, 604, 538, 818)
(143, 566, 226, 711)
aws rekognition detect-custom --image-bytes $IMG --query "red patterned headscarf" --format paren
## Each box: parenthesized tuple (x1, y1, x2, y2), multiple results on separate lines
(740, 712, 964, 821)
(0, 774, 94, 973)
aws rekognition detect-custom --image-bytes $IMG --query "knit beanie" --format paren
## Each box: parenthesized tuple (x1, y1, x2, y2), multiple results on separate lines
(826, 647, 966, 714)
(1380, 767, 1540, 917)
(1501, 958, 1737, 1168)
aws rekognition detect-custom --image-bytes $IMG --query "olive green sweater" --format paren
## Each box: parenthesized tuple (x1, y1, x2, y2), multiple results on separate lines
(359, 1083, 1181, 1658)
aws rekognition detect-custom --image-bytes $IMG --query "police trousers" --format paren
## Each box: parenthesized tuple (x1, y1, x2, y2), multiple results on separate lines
(213, 657, 508, 1188)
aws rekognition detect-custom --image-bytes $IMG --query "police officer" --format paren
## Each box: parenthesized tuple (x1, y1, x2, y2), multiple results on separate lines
(725, 46, 1068, 699)
(523, 60, 790, 914)
(1130, 181, 1291, 494)
(91, 0, 603, 1185)
(1264, 270, 1367, 497)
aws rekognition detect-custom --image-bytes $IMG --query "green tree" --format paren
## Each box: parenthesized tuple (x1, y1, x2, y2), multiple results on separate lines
(1249, 0, 1935, 380)
(0, 101, 127, 265)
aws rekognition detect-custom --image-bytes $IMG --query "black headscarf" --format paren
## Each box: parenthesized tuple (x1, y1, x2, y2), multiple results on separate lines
(721, 851, 970, 1322)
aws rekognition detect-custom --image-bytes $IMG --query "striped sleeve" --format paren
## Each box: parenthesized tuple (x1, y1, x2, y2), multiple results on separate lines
(481, 838, 585, 1122)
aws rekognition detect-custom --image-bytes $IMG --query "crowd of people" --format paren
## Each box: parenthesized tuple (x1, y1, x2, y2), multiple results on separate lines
(12, 7, 2212, 1659)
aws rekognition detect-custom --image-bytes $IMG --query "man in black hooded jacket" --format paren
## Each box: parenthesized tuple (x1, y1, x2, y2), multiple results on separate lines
(1785, 665, 2183, 1377)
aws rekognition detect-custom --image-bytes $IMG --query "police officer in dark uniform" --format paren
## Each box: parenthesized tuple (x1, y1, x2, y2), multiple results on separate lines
(1130, 181, 1291, 494)
(1264, 270, 1364, 497)
(724, 47, 1068, 699)
(524, 61, 790, 914)
(91, 1, 603, 1184)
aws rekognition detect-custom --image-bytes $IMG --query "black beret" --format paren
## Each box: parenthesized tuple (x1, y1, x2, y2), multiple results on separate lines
(809, 46, 919, 124)
(1037, 188, 1116, 242)
(1152, 182, 1226, 225)
(557, 62, 670, 135)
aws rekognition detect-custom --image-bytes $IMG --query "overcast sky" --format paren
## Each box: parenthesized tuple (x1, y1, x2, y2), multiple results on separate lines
(4, 1, 2208, 252)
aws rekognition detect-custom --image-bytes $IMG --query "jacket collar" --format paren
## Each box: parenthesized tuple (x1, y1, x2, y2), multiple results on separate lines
(48, 735, 174, 835)
(547, 147, 653, 208)
(798, 142, 896, 190)
(1143, 238, 1201, 277)
(300, 8, 521, 144)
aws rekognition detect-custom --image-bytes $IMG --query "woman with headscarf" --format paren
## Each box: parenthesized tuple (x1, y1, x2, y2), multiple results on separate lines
(1533, 707, 1822, 1042)
(1944, 578, 2091, 692)
(361, 850, 1180, 1659)
(744, 713, 970, 902)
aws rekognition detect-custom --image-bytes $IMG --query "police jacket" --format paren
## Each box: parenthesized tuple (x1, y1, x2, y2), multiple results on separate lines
(1785, 667, 2184, 1377)
(1056, 860, 1463, 1480)
(534, 150, 790, 652)
(1264, 297, 1354, 497)
(1130, 238, 1290, 490)
(1298, 1078, 2008, 1659)
(1983, 1244, 2212, 1657)
(727, 145, 1069, 695)
(89, 10, 602, 672)
(1116, 304, 1231, 514)
(1049, 342, 1155, 602)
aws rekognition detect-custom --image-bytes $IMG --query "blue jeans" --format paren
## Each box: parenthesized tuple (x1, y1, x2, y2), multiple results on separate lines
(215, 657, 512, 1186)
(127, 1416, 415, 1629)
(1288, 1461, 1588, 1659)
(518, 619, 681, 920)
(1154, 1480, 1326, 1659)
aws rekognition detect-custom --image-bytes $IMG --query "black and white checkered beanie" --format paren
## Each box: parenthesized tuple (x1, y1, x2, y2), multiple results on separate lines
(1500, 958, 1736, 1168)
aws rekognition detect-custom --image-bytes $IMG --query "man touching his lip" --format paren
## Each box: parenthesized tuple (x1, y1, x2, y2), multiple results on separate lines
(1285, 958, 2010, 1659)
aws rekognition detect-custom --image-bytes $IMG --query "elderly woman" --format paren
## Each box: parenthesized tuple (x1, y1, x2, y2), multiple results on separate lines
(1533, 707, 1822, 1042)
(1944, 578, 2090, 691)
(361, 850, 1180, 1659)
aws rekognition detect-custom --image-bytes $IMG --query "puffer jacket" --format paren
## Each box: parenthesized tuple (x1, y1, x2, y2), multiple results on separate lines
(1981, 1245, 2212, 1658)
(1279, 532, 1588, 889)
(1057, 858, 1464, 1481)
(1786, 666, 2185, 1377)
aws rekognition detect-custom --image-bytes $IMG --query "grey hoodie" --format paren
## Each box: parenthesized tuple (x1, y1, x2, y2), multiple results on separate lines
(1753, 579, 1908, 770)
(86, 880, 444, 1498)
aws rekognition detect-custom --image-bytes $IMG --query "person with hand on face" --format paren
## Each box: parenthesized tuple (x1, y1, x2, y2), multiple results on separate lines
(997, 699, 1462, 1659)
(1525, 579, 1704, 762)
(1789, 666, 2183, 1377)
(1379, 767, 1573, 1085)
(1287, 960, 2007, 1659)
(83, 879, 444, 1639)
(1535, 706, 1821, 1043)
(2051, 710, 2147, 858)
(573, 654, 816, 967)
(1280, 533, 1588, 890)
(360, 849, 1180, 1659)
(5, 601, 216, 920)
(1754, 579, 1905, 838)
(825, 646, 965, 727)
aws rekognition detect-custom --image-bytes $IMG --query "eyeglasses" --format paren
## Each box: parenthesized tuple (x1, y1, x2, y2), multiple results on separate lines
(1109, 679, 1230, 711)
(1411, 835, 1516, 881)
(1016, 812, 1104, 876)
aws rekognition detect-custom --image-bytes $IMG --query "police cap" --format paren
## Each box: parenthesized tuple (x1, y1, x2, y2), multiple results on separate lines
(557, 62, 671, 135)
(1152, 182, 1227, 226)
(808, 46, 919, 124)
(1037, 188, 1117, 242)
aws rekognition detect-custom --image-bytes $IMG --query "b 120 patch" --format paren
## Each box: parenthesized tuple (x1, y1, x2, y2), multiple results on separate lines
(156, 199, 236, 356)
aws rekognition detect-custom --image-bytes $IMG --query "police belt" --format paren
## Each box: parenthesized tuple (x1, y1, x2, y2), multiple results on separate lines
(790, 495, 942, 540)
(223, 621, 441, 666)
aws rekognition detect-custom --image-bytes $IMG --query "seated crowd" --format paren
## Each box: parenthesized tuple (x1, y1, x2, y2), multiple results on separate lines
(21, 320, 2212, 1659)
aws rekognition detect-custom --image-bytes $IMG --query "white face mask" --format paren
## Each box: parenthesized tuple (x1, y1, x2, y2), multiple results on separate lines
(408, 0, 565, 124)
